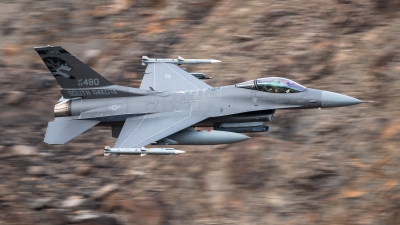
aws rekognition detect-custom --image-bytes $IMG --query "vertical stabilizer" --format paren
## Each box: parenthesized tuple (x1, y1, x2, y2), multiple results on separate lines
(34, 46, 113, 89)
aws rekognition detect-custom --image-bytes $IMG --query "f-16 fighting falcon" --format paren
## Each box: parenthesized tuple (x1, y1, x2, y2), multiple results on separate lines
(34, 46, 363, 156)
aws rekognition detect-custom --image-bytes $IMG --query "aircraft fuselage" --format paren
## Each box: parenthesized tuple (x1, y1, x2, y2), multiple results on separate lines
(61, 85, 323, 123)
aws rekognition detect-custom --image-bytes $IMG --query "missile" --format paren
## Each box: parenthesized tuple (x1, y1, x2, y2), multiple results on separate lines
(142, 56, 221, 65)
(104, 146, 185, 157)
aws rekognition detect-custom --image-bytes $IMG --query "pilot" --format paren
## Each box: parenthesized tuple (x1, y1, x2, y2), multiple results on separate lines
(272, 80, 281, 93)
(265, 85, 274, 93)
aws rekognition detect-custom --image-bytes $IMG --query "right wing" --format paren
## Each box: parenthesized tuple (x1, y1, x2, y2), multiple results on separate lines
(114, 112, 207, 148)
(140, 63, 211, 92)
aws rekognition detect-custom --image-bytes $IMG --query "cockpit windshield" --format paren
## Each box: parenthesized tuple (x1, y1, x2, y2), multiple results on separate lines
(235, 77, 306, 93)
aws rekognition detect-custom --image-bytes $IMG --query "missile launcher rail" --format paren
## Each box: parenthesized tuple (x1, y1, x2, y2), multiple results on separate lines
(142, 56, 221, 65)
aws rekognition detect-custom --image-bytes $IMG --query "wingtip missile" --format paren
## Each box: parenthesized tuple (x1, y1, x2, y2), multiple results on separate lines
(142, 56, 221, 65)
(104, 147, 186, 156)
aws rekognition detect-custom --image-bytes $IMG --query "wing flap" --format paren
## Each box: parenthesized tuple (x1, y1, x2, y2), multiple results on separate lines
(140, 63, 211, 92)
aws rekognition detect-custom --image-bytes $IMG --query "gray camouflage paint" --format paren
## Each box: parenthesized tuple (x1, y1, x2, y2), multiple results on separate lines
(34, 46, 362, 148)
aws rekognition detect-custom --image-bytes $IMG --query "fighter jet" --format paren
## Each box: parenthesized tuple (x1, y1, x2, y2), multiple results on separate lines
(34, 46, 363, 156)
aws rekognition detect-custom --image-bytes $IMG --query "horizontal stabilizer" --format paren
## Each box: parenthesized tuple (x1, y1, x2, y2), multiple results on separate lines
(44, 119, 100, 144)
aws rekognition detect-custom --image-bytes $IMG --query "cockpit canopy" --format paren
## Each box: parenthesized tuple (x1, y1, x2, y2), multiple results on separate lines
(235, 77, 306, 93)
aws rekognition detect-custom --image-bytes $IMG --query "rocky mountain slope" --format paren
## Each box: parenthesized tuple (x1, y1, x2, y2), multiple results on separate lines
(0, 0, 399, 224)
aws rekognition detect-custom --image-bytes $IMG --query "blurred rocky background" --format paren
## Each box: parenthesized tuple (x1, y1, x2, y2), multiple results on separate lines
(0, 0, 400, 224)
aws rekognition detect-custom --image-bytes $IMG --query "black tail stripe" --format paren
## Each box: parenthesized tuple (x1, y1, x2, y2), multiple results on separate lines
(36, 50, 69, 55)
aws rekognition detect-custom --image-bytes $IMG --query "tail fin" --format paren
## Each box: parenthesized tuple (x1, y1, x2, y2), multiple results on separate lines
(34, 46, 113, 89)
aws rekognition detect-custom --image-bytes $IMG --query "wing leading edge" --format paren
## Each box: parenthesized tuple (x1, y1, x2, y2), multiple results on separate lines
(114, 112, 207, 148)
(140, 63, 211, 92)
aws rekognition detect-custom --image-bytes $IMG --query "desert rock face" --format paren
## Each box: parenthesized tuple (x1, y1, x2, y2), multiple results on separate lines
(1, 1, 400, 224)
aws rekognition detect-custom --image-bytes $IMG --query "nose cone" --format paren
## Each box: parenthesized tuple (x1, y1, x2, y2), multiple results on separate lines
(174, 150, 186, 155)
(223, 132, 250, 143)
(237, 133, 251, 142)
(210, 59, 221, 63)
(321, 91, 363, 108)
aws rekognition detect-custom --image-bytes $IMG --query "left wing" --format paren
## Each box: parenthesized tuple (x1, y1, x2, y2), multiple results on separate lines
(140, 63, 211, 92)
(114, 112, 207, 148)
